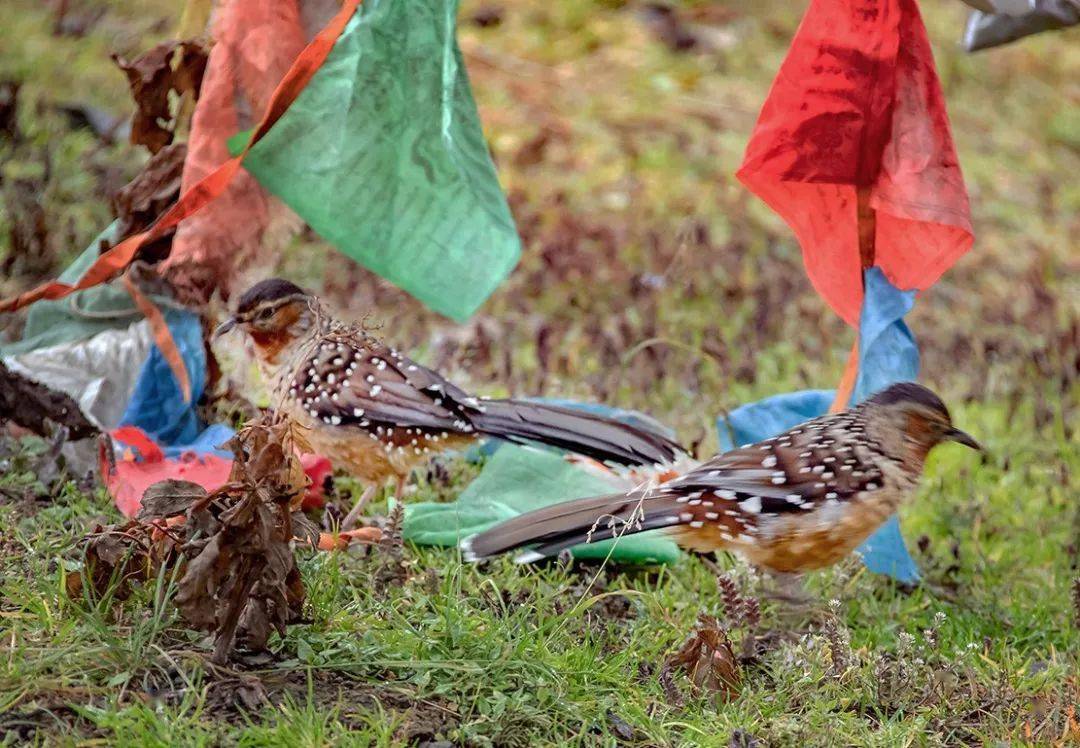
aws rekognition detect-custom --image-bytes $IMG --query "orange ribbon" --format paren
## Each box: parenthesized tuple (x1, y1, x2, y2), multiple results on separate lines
(0, 0, 363, 310)
(122, 272, 193, 403)
(0, 0, 362, 409)
(829, 186, 876, 413)
(829, 340, 859, 413)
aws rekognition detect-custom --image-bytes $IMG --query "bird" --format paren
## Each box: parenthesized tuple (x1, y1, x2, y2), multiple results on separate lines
(462, 382, 982, 576)
(214, 278, 685, 499)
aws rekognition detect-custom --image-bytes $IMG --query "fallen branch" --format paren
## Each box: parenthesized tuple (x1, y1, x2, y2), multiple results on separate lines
(0, 360, 97, 440)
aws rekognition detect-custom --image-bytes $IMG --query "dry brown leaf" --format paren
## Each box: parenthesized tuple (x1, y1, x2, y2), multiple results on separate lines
(171, 414, 309, 662)
(664, 614, 741, 701)
(112, 40, 208, 154)
(136, 478, 207, 522)
(65, 520, 179, 602)
(69, 413, 310, 663)
(112, 142, 186, 243)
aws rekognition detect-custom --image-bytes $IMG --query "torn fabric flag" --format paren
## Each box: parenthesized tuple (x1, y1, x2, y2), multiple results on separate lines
(737, 0, 973, 326)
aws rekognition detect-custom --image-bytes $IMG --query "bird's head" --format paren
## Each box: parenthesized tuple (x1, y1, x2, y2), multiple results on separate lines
(865, 382, 982, 466)
(214, 278, 316, 373)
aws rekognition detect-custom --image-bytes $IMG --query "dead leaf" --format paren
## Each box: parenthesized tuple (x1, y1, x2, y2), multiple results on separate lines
(112, 40, 208, 153)
(174, 533, 222, 623)
(69, 412, 310, 663)
(173, 414, 309, 662)
(664, 614, 741, 701)
(65, 521, 177, 601)
(112, 141, 185, 243)
(136, 478, 208, 522)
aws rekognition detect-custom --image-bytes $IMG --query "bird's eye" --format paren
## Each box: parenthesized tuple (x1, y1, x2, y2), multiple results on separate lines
(258, 307, 275, 321)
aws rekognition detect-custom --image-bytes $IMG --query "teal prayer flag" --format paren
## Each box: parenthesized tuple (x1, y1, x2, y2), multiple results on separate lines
(234, 0, 521, 322)
(404, 444, 682, 564)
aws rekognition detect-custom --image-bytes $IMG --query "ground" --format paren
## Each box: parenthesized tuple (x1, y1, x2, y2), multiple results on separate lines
(1, 0, 1079, 745)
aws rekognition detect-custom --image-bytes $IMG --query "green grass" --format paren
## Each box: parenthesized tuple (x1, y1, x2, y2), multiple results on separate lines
(2, 0, 1079, 744)
(3, 431, 1079, 745)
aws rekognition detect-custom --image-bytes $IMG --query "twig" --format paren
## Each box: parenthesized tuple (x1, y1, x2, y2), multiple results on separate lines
(341, 485, 376, 531)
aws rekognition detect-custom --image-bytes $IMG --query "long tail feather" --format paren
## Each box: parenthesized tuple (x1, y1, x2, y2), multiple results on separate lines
(469, 399, 683, 467)
(461, 491, 683, 562)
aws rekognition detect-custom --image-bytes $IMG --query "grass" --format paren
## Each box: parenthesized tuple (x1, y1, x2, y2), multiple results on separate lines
(2, 0, 1079, 745)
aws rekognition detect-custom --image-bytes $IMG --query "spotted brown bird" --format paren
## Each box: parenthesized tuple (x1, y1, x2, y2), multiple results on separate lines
(215, 279, 685, 498)
(462, 382, 981, 574)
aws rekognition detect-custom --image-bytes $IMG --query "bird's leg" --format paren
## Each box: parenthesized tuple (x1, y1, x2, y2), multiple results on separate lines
(341, 484, 376, 530)
(758, 571, 837, 629)
(759, 571, 813, 605)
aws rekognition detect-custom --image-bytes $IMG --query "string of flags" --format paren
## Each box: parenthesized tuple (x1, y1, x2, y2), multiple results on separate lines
(1, 0, 977, 581)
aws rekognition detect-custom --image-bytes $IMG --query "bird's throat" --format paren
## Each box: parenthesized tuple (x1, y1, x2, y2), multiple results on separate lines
(249, 329, 296, 369)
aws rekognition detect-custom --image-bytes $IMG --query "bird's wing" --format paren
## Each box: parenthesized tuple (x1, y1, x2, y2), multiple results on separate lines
(653, 410, 887, 514)
(287, 335, 481, 433)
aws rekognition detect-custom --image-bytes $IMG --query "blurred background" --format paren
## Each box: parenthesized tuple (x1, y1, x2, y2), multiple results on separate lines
(0, 0, 1076, 445)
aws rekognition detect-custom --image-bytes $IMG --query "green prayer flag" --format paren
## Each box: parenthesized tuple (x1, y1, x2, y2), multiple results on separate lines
(235, 0, 521, 322)
(404, 444, 683, 565)
(1, 223, 140, 355)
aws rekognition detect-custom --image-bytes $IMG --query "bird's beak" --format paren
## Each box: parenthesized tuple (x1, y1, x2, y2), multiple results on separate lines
(213, 316, 238, 339)
(945, 427, 983, 452)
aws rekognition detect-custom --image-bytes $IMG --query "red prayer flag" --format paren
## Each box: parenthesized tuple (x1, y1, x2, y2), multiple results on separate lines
(737, 0, 973, 326)
(105, 427, 336, 518)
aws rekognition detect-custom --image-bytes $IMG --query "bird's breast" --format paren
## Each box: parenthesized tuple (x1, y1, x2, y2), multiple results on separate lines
(278, 398, 476, 484)
(672, 482, 909, 573)
(750, 483, 907, 572)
